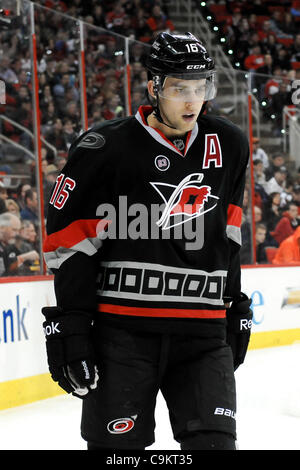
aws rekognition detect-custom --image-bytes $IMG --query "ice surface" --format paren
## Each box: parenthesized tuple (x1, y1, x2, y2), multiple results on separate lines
(0, 344, 299, 450)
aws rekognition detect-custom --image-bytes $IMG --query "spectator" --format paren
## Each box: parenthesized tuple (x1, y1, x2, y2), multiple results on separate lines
(254, 54, 274, 100)
(244, 45, 265, 70)
(20, 189, 39, 223)
(253, 159, 267, 185)
(146, 4, 175, 34)
(242, 187, 251, 222)
(41, 101, 58, 134)
(273, 225, 300, 265)
(131, 90, 143, 114)
(130, 42, 147, 64)
(240, 220, 252, 264)
(92, 4, 106, 28)
(269, 11, 294, 39)
(15, 84, 31, 107)
(45, 118, 68, 154)
(55, 156, 67, 172)
(265, 167, 287, 195)
(252, 138, 269, 168)
(254, 177, 269, 209)
(18, 220, 39, 253)
(263, 34, 278, 57)
(0, 212, 21, 276)
(279, 12, 298, 36)
(240, 205, 265, 264)
(291, 0, 300, 18)
(16, 183, 32, 212)
(0, 197, 7, 215)
(105, 1, 126, 34)
(39, 84, 54, 112)
(257, 19, 275, 42)
(273, 47, 292, 72)
(53, 74, 79, 115)
(16, 231, 41, 276)
(102, 94, 124, 120)
(254, 205, 265, 224)
(134, 9, 153, 42)
(267, 82, 292, 134)
(41, 159, 57, 211)
(255, 223, 268, 263)
(290, 185, 300, 216)
(290, 33, 300, 63)
(62, 118, 77, 150)
(263, 66, 282, 99)
(248, 0, 269, 17)
(263, 191, 281, 232)
(270, 202, 299, 245)
(280, 180, 294, 208)
(0, 185, 8, 202)
(265, 154, 287, 180)
(62, 101, 81, 132)
(5, 199, 20, 218)
(0, 57, 18, 84)
(45, 164, 59, 185)
(0, 212, 39, 276)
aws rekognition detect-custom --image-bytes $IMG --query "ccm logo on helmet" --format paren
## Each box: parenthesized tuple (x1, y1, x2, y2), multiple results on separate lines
(186, 64, 206, 69)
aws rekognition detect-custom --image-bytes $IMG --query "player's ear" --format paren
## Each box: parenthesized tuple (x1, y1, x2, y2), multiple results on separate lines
(147, 80, 155, 99)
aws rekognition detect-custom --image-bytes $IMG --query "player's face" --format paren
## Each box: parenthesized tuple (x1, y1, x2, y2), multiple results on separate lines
(152, 77, 206, 135)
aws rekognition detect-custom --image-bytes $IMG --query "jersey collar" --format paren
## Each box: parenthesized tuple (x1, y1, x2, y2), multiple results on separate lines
(135, 105, 198, 157)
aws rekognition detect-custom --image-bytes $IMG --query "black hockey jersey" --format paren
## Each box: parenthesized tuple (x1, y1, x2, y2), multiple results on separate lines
(43, 105, 249, 333)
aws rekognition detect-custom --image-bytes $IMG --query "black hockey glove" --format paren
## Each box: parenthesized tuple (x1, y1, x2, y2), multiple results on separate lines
(42, 307, 99, 398)
(226, 293, 253, 370)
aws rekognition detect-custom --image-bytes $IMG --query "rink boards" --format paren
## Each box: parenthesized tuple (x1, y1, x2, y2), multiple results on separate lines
(0, 266, 300, 410)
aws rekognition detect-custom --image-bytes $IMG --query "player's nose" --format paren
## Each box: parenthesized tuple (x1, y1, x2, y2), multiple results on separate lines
(184, 102, 195, 110)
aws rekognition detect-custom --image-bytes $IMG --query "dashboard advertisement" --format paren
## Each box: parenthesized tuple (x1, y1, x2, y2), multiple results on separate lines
(0, 267, 299, 408)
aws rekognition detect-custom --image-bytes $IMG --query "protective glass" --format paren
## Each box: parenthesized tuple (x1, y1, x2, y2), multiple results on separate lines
(156, 72, 217, 102)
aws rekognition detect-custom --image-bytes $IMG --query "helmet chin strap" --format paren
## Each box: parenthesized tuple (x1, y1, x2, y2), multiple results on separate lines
(153, 95, 177, 130)
(152, 75, 177, 130)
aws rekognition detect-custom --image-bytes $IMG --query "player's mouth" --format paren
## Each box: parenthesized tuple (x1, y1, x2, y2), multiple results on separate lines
(182, 113, 196, 122)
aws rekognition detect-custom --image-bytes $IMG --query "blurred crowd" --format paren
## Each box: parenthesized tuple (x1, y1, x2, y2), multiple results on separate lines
(205, 0, 300, 135)
(241, 138, 300, 264)
(203, 1, 300, 265)
(0, 0, 299, 277)
(0, 0, 174, 276)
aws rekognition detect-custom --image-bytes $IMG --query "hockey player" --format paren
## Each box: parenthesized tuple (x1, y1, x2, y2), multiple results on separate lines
(42, 31, 253, 450)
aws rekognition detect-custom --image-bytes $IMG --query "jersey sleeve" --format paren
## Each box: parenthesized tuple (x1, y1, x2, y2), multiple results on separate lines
(43, 130, 113, 313)
(224, 132, 249, 301)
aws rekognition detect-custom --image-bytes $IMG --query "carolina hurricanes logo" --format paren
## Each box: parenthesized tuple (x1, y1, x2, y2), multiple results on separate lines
(150, 173, 219, 229)
(107, 415, 137, 434)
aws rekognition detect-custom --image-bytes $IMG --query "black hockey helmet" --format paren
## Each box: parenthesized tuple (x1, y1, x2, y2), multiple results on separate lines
(144, 32, 217, 125)
(145, 31, 215, 82)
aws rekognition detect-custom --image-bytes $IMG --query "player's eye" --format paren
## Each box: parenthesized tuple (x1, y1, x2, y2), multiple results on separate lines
(173, 87, 184, 93)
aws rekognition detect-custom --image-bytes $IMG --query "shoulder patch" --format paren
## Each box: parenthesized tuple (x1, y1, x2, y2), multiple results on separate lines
(77, 132, 106, 149)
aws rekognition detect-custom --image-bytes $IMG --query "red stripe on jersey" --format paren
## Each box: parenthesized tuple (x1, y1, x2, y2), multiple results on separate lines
(98, 303, 226, 319)
(139, 105, 153, 125)
(184, 131, 192, 155)
(43, 219, 109, 252)
(227, 204, 242, 228)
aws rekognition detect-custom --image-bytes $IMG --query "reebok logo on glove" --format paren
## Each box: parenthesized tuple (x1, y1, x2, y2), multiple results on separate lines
(240, 318, 252, 331)
(44, 321, 60, 336)
(81, 360, 90, 380)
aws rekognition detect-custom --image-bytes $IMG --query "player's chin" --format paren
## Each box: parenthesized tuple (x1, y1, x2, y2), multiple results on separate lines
(180, 114, 198, 130)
